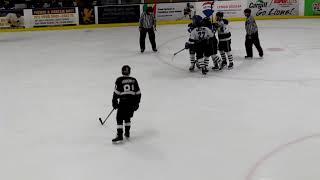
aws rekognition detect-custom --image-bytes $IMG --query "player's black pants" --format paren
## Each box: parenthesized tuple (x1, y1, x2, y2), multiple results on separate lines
(116, 106, 134, 136)
(195, 41, 212, 59)
(245, 32, 263, 57)
(140, 28, 156, 50)
(208, 37, 218, 55)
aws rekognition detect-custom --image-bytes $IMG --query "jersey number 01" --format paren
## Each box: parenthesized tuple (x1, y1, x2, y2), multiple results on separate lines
(123, 84, 134, 92)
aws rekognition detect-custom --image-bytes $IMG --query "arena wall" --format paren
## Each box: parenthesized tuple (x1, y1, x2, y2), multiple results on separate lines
(0, 0, 319, 32)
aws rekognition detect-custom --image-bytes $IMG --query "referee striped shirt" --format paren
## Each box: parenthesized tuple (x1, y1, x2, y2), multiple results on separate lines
(139, 12, 156, 29)
(245, 15, 258, 35)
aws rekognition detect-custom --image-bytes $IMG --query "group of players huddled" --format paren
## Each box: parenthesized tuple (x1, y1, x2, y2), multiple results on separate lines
(185, 12, 233, 75)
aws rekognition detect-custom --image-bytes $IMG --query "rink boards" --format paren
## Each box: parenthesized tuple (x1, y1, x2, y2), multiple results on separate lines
(0, 15, 319, 33)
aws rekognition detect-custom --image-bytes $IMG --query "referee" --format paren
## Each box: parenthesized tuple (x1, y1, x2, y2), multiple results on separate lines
(244, 8, 263, 58)
(139, 7, 157, 53)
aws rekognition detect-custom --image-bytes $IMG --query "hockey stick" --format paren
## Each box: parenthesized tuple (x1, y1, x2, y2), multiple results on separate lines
(210, 0, 217, 24)
(211, 1, 214, 23)
(173, 48, 186, 56)
(98, 108, 115, 125)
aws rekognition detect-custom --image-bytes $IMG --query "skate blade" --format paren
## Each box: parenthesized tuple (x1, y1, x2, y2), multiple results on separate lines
(201, 72, 208, 75)
(112, 140, 124, 144)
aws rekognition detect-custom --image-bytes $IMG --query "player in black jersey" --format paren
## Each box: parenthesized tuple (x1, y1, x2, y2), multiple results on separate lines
(112, 65, 141, 143)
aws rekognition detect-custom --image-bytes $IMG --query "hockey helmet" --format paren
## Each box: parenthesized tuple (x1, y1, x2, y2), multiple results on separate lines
(216, 11, 224, 18)
(192, 15, 203, 27)
(244, 8, 251, 14)
(202, 17, 211, 27)
(122, 65, 131, 76)
(202, 17, 210, 23)
(147, 6, 153, 13)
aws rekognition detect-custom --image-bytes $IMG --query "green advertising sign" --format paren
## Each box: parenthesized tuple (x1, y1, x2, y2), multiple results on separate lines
(305, 0, 320, 16)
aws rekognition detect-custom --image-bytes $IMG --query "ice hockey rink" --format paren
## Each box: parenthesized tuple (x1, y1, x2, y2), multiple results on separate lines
(1, 19, 320, 180)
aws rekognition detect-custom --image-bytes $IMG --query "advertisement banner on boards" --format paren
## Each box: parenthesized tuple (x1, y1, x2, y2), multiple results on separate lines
(248, 0, 299, 16)
(32, 8, 78, 27)
(0, 9, 24, 28)
(195, 1, 245, 18)
(155, 2, 196, 21)
(97, 5, 140, 24)
(305, 0, 320, 16)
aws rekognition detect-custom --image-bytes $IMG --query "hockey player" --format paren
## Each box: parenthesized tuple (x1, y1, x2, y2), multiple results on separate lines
(187, 17, 200, 70)
(185, 15, 214, 75)
(112, 65, 141, 143)
(202, 17, 222, 71)
(214, 12, 234, 69)
(244, 8, 263, 58)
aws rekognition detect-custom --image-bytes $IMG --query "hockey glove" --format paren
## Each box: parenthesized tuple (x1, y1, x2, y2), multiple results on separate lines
(212, 23, 219, 29)
(185, 42, 191, 49)
(112, 101, 119, 110)
(133, 104, 139, 111)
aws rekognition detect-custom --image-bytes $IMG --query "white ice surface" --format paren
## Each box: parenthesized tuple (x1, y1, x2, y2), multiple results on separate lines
(1, 19, 320, 180)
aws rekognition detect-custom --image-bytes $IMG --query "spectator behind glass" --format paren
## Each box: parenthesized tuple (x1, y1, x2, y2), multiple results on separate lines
(32, 1, 44, 8)
(3, 0, 14, 9)
(63, 0, 75, 7)
(0, 0, 4, 9)
(50, 0, 62, 8)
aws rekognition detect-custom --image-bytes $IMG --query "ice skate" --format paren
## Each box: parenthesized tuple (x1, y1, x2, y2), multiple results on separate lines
(228, 62, 234, 69)
(189, 64, 195, 71)
(112, 135, 123, 143)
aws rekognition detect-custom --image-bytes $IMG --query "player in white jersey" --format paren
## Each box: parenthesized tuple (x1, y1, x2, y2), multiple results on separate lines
(187, 16, 201, 70)
(214, 12, 233, 69)
(202, 17, 222, 71)
(185, 15, 214, 75)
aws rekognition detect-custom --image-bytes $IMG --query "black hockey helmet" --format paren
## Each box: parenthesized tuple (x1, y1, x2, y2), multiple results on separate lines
(216, 11, 223, 18)
(216, 11, 224, 18)
(244, 8, 251, 14)
(122, 65, 131, 76)
(192, 15, 203, 27)
(147, 6, 153, 13)
(202, 16, 210, 22)
(202, 17, 211, 27)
